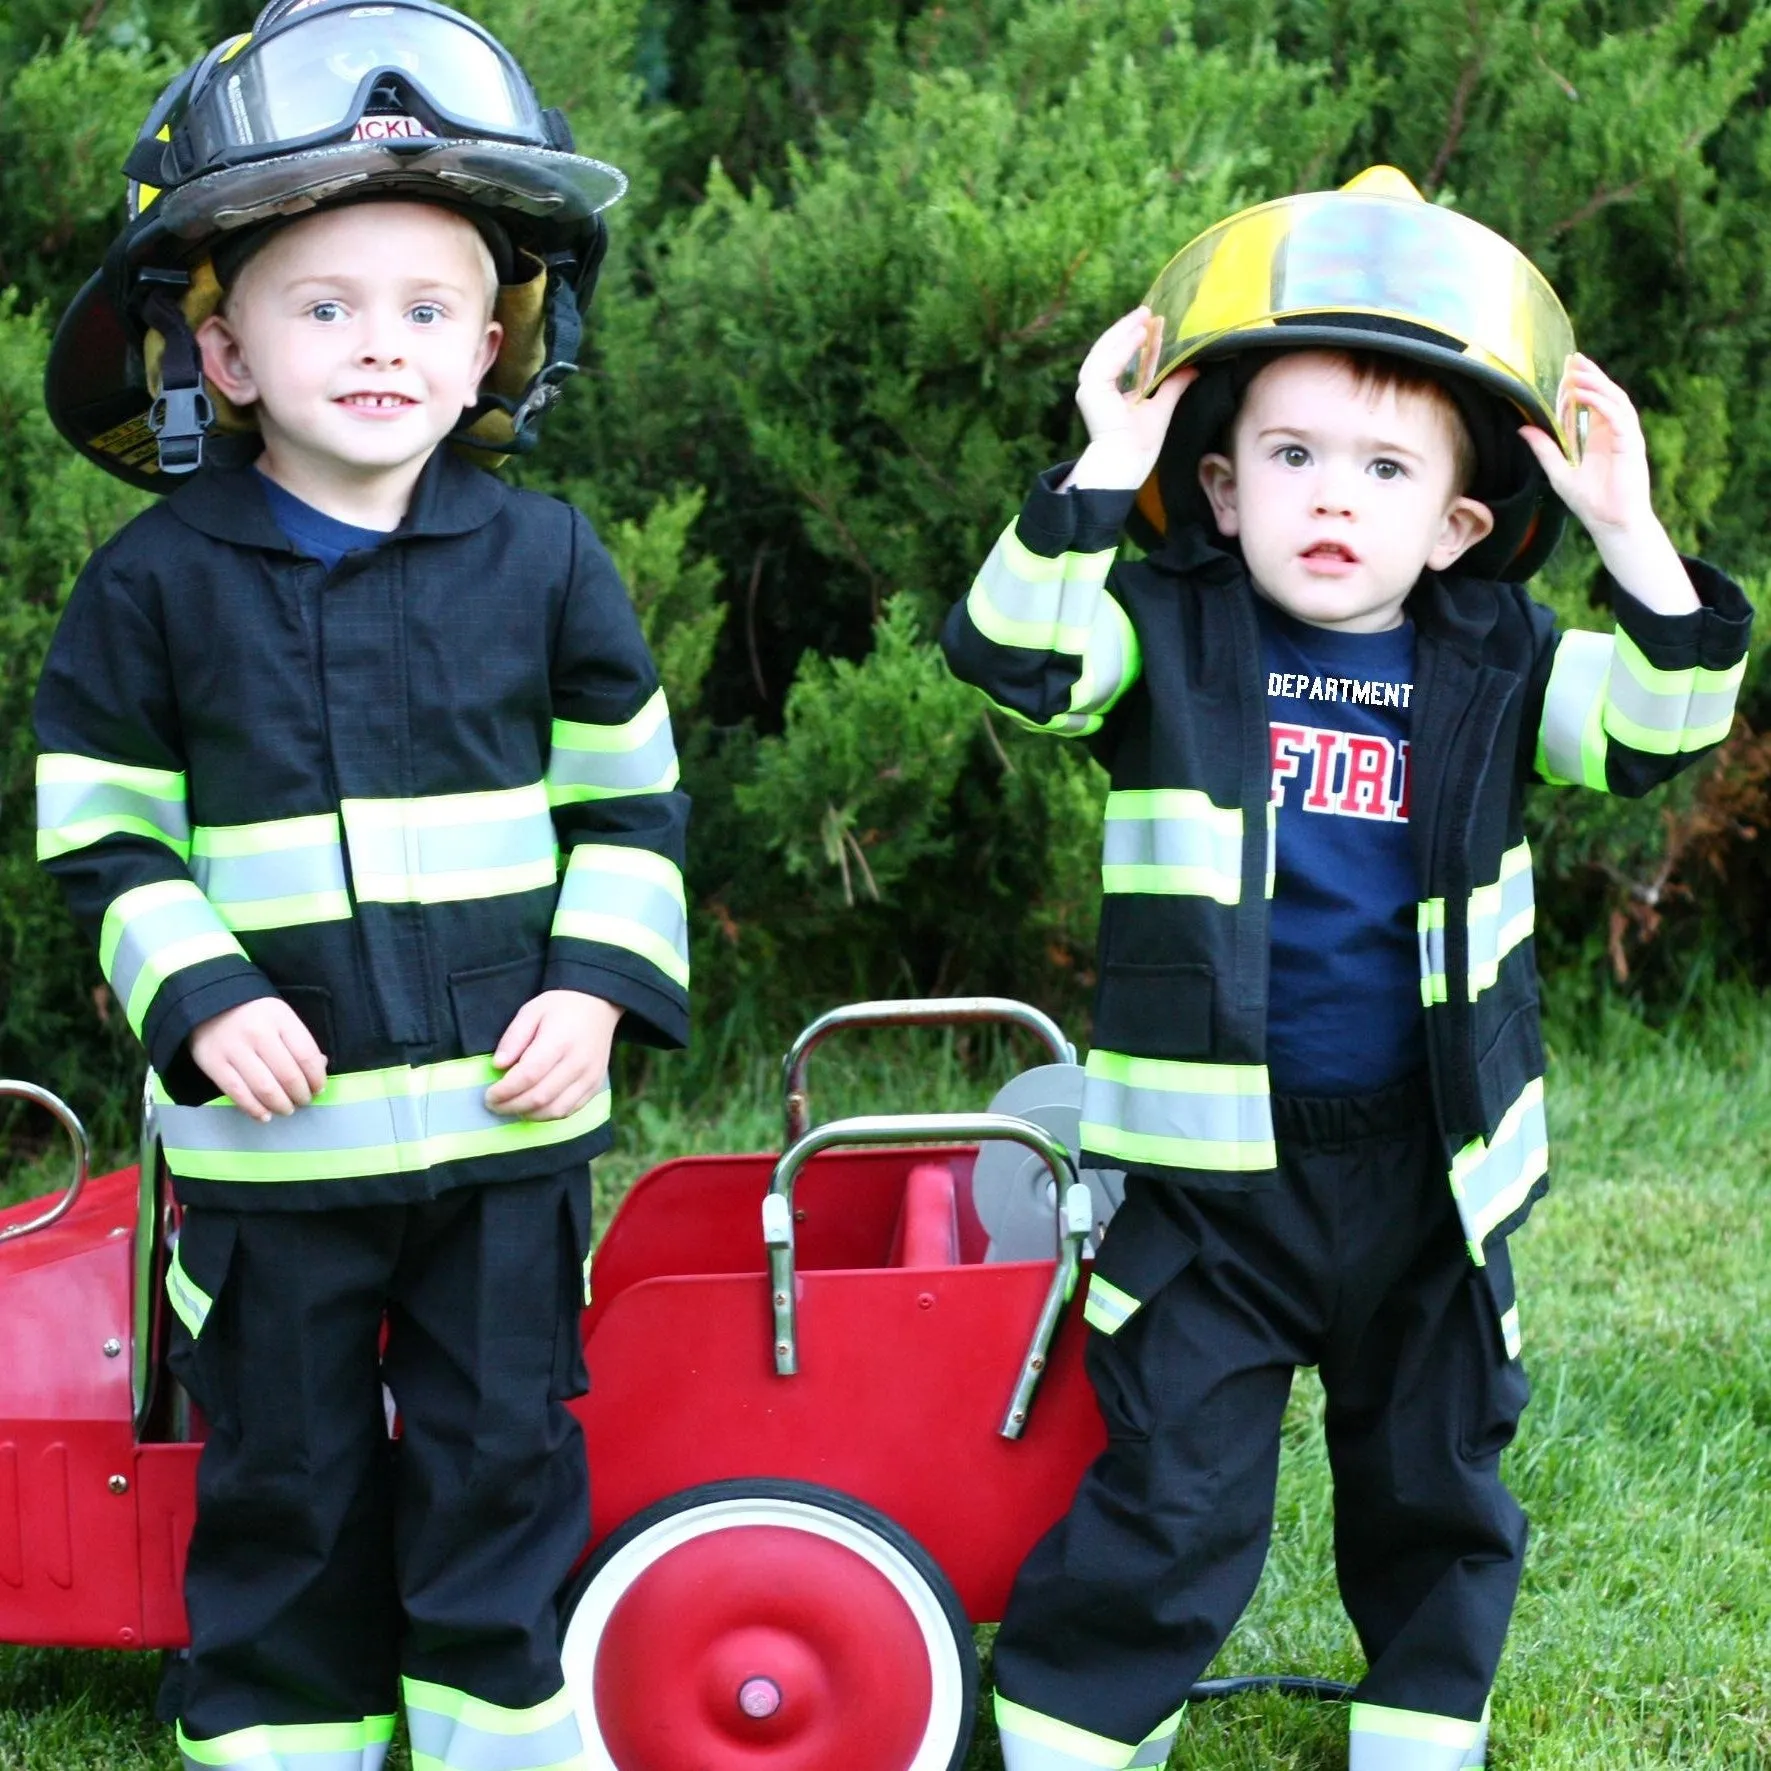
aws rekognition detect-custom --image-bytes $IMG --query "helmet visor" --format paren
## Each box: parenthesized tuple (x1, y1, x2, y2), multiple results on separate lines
(1137, 192, 1577, 453)
(209, 6, 539, 151)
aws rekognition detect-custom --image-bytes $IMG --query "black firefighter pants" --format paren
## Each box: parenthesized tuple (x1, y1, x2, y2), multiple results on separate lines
(163, 1164, 593, 1744)
(993, 1074, 1530, 1762)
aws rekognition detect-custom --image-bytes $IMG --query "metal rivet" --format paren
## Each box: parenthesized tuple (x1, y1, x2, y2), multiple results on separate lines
(1030, 1355, 1044, 1371)
(772, 1292, 788, 1307)
(737, 1676, 782, 1720)
(108, 1475, 129, 1495)
(793, 1209, 807, 1222)
(1011, 1410, 1026, 1424)
(917, 1292, 935, 1309)
(103, 1338, 122, 1358)
(775, 1341, 791, 1356)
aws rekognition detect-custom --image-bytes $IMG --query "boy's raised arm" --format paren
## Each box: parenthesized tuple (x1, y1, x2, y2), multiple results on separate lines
(941, 310, 1190, 738)
(539, 508, 691, 1050)
(34, 547, 280, 1103)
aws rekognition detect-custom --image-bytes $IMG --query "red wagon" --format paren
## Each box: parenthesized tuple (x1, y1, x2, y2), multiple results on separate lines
(0, 998, 1120, 1770)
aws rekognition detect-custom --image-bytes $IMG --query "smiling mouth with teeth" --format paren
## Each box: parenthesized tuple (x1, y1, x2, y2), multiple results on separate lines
(340, 393, 416, 409)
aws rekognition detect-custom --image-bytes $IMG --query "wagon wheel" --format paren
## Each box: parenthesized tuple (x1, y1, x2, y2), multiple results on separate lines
(560, 1479, 977, 1771)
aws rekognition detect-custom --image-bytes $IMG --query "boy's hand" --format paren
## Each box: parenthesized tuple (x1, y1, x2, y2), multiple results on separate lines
(1063, 307, 1197, 492)
(486, 990, 622, 1121)
(1519, 355, 1698, 614)
(190, 998, 329, 1123)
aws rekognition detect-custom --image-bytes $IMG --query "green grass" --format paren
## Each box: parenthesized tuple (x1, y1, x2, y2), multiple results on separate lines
(2, 1006, 1768, 1769)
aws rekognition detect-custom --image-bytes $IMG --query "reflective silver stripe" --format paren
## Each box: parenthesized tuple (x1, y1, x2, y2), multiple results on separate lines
(994, 1693, 1134, 1769)
(1603, 631, 1744, 754)
(547, 688, 681, 804)
(1128, 1724, 1181, 1768)
(553, 844, 688, 987)
(1450, 1077, 1549, 1254)
(165, 1243, 214, 1338)
(341, 785, 558, 905)
(967, 526, 1116, 658)
(1082, 1273, 1139, 1336)
(1349, 1703, 1486, 1771)
(154, 1057, 611, 1184)
(1418, 898, 1448, 1006)
(1101, 789, 1242, 901)
(177, 1717, 395, 1770)
(1536, 630, 1612, 788)
(98, 879, 247, 1037)
(1081, 1052, 1275, 1171)
(403, 1680, 581, 1771)
(37, 752, 192, 859)
(1466, 842, 1534, 998)
(1500, 1305, 1522, 1360)
(191, 816, 351, 930)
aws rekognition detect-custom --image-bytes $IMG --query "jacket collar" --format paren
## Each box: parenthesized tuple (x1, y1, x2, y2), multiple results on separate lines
(1406, 568, 1505, 663)
(165, 443, 508, 550)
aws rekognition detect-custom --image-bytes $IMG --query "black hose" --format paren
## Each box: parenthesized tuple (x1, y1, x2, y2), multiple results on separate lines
(1186, 1675, 1356, 1702)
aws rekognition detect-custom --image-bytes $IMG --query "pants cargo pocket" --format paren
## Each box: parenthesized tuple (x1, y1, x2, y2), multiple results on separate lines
(164, 1209, 240, 1434)
(551, 1169, 594, 1401)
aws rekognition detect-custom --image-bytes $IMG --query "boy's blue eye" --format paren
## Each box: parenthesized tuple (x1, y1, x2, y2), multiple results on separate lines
(310, 301, 344, 323)
(409, 304, 442, 325)
(1279, 445, 1309, 468)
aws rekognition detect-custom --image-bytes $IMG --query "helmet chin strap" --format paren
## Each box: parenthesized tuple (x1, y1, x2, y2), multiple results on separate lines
(138, 271, 213, 474)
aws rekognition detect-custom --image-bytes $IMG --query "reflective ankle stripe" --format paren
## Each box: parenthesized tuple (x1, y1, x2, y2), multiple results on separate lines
(994, 1693, 1137, 1769)
(547, 687, 681, 804)
(402, 1678, 583, 1771)
(1417, 841, 1534, 1007)
(153, 1057, 611, 1184)
(965, 524, 1142, 735)
(1349, 1702, 1487, 1771)
(99, 878, 249, 1037)
(1604, 631, 1743, 755)
(175, 1714, 394, 1770)
(1081, 1051, 1276, 1172)
(1449, 1076, 1548, 1259)
(37, 752, 191, 860)
(191, 814, 351, 931)
(1499, 1304, 1522, 1360)
(340, 785, 558, 905)
(553, 843, 689, 987)
(165, 1240, 215, 1338)
(1101, 789, 1243, 904)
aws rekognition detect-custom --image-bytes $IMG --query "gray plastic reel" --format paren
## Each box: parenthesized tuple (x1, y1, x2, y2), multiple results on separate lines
(972, 1064, 1124, 1260)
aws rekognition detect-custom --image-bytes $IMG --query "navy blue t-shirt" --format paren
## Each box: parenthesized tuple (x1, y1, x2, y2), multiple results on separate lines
(256, 471, 391, 570)
(1258, 596, 1422, 1096)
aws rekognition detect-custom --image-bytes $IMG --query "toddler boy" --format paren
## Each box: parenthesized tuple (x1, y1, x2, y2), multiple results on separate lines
(942, 171, 1750, 1770)
(34, 7, 686, 1768)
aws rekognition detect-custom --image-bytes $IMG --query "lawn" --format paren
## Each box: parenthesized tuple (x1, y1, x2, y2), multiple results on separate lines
(1, 1000, 1766, 1769)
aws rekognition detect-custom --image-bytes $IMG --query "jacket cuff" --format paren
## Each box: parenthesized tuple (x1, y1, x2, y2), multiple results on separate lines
(542, 951, 689, 1051)
(1605, 555, 1754, 670)
(142, 963, 280, 1106)
(1018, 465, 1136, 558)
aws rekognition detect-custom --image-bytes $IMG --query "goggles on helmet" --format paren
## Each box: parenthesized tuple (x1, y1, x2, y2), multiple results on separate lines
(1133, 172, 1579, 457)
(167, 1, 553, 183)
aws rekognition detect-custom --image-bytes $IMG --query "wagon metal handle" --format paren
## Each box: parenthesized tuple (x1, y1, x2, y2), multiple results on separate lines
(761, 1111, 1089, 1440)
(782, 998, 1076, 1148)
(0, 1081, 91, 1243)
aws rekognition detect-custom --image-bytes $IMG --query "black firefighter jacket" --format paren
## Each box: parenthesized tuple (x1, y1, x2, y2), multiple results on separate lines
(35, 448, 689, 1210)
(942, 468, 1751, 1316)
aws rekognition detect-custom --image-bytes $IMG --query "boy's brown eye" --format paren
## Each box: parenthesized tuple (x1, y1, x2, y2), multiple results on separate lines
(1370, 458, 1403, 480)
(1281, 446, 1308, 468)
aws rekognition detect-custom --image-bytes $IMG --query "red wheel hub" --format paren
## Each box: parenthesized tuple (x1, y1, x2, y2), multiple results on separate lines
(593, 1524, 935, 1769)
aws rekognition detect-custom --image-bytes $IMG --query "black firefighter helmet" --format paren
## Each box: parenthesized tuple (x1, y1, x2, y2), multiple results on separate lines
(1127, 166, 1582, 582)
(46, 0, 627, 491)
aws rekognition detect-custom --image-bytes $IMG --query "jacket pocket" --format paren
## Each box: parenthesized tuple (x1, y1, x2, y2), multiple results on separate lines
(1094, 961, 1213, 1058)
(449, 951, 548, 1056)
(277, 984, 336, 1058)
(164, 1209, 240, 1434)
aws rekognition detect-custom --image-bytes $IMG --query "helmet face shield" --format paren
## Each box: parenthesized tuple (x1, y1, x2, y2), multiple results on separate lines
(1137, 190, 1578, 455)
(182, 2, 548, 172)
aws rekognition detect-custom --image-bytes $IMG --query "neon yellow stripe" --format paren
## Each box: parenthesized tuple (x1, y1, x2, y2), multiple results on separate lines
(402, 1678, 577, 1733)
(176, 1715, 396, 1762)
(1349, 1703, 1484, 1748)
(1080, 1120, 1278, 1170)
(164, 1245, 212, 1338)
(191, 813, 340, 858)
(994, 1692, 1133, 1765)
(122, 932, 243, 1034)
(565, 843, 685, 895)
(355, 859, 559, 906)
(551, 688, 669, 754)
(1084, 1051, 1271, 1095)
(37, 815, 190, 861)
(552, 913, 689, 985)
(215, 890, 353, 932)
(1100, 863, 1240, 901)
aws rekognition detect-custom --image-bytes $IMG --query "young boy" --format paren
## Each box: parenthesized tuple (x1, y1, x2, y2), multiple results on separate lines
(941, 170, 1751, 1770)
(34, 7, 686, 1768)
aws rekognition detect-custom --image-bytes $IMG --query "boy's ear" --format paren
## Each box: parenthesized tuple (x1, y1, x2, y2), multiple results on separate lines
(469, 319, 504, 402)
(1198, 451, 1240, 537)
(1428, 494, 1496, 571)
(196, 313, 258, 408)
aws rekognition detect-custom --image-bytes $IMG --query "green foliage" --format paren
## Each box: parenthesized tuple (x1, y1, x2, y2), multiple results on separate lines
(6, 0, 1771, 1141)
